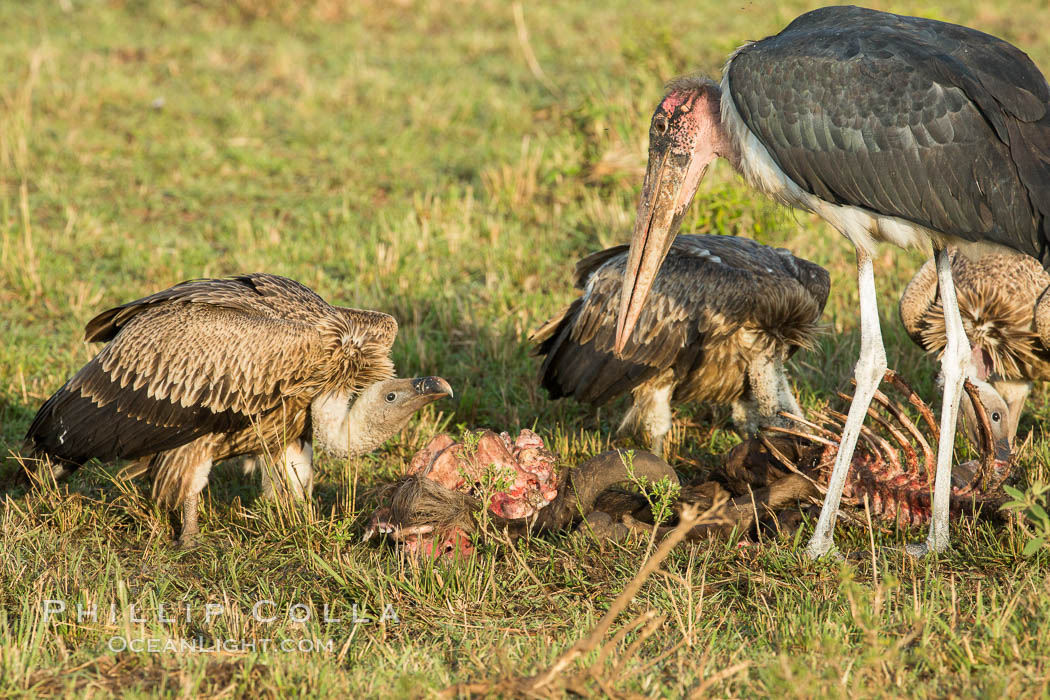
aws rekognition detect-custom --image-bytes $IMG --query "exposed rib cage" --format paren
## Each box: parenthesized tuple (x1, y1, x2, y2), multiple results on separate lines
(762, 370, 1013, 527)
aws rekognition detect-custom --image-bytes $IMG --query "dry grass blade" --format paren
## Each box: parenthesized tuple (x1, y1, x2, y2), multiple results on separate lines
(511, 2, 559, 96)
(433, 503, 711, 698)
(519, 503, 703, 694)
(686, 660, 752, 699)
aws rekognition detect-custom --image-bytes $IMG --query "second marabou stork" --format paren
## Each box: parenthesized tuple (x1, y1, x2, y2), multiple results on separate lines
(613, 5, 1050, 557)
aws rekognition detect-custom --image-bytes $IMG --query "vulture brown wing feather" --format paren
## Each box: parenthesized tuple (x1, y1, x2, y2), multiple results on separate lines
(573, 244, 630, 289)
(28, 304, 325, 463)
(28, 275, 393, 466)
(85, 273, 331, 342)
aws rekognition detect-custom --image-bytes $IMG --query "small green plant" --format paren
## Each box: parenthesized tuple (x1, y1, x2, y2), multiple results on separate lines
(459, 426, 482, 455)
(1002, 482, 1050, 556)
(620, 450, 681, 525)
(457, 459, 516, 543)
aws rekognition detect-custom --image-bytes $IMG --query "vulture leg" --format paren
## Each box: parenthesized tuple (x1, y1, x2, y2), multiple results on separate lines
(286, 440, 314, 499)
(649, 385, 673, 456)
(178, 492, 200, 547)
(260, 440, 314, 500)
(731, 398, 759, 436)
(747, 349, 800, 430)
(910, 247, 970, 556)
(777, 368, 802, 420)
(805, 251, 887, 559)
(650, 431, 666, 459)
(175, 455, 212, 547)
(623, 384, 674, 456)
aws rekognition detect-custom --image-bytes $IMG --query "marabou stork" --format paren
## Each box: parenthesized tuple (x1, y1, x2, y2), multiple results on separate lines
(25, 273, 453, 544)
(901, 248, 1050, 445)
(613, 6, 1050, 557)
(532, 234, 829, 454)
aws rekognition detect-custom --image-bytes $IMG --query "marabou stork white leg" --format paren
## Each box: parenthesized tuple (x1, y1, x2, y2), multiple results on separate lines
(909, 247, 971, 556)
(805, 251, 887, 559)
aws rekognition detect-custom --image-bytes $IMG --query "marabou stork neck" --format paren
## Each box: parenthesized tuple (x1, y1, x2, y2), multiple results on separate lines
(614, 5, 1050, 558)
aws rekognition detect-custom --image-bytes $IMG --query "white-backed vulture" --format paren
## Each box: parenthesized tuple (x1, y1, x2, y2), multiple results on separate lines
(25, 273, 452, 543)
(531, 234, 829, 454)
(900, 248, 1043, 446)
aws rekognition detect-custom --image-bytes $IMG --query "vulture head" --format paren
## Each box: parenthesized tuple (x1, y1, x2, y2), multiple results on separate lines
(365, 376, 455, 425)
(955, 356, 1013, 464)
(312, 376, 453, 458)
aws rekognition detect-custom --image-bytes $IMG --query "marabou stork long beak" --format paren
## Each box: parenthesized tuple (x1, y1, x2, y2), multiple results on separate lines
(614, 85, 721, 354)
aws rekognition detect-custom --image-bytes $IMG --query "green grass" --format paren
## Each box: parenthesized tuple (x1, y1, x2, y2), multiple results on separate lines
(3, 0, 1050, 696)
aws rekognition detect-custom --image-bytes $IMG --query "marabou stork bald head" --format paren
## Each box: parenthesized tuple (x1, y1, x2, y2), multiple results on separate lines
(615, 77, 728, 353)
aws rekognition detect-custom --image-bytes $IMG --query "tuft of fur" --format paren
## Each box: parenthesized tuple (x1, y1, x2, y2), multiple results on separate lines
(380, 474, 483, 535)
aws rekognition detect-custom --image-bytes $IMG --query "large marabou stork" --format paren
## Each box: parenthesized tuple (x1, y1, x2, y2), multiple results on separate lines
(25, 273, 453, 544)
(532, 234, 829, 455)
(613, 6, 1050, 557)
(901, 248, 1050, 446)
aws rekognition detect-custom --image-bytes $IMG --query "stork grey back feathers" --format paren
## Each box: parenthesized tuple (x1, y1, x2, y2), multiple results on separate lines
(26, 273, 398, 468)
(900, 249, 1050, 381)
(727, 5, 1050, 265)
(532, 234, 829, 406)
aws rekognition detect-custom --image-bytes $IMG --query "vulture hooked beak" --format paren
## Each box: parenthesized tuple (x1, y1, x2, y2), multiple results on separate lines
(959, 355, 1013, 460)
(412, 376, 454, 399)
(615, 83, 722, 354)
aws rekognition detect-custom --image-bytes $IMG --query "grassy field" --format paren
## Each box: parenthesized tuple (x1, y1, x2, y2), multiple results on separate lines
(2, 0, 1050, 696)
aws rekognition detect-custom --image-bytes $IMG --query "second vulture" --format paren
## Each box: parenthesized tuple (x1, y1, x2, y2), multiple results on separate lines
(24, 273, 452, 544)
(532, 234, 830, 453)
(901, 248, 1049, 446)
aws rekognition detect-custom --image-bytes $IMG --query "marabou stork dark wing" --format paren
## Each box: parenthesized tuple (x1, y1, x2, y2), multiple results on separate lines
(728, 6, 1050, 264)
(532, 235, 829, 405)
(27, 274, 396, 465)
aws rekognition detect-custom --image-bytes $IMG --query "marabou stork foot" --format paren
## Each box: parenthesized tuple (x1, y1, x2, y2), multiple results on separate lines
(904, 541, 934, 558)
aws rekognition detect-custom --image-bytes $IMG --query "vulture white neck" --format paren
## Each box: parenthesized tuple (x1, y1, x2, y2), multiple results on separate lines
(310, 389, 391, 459)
